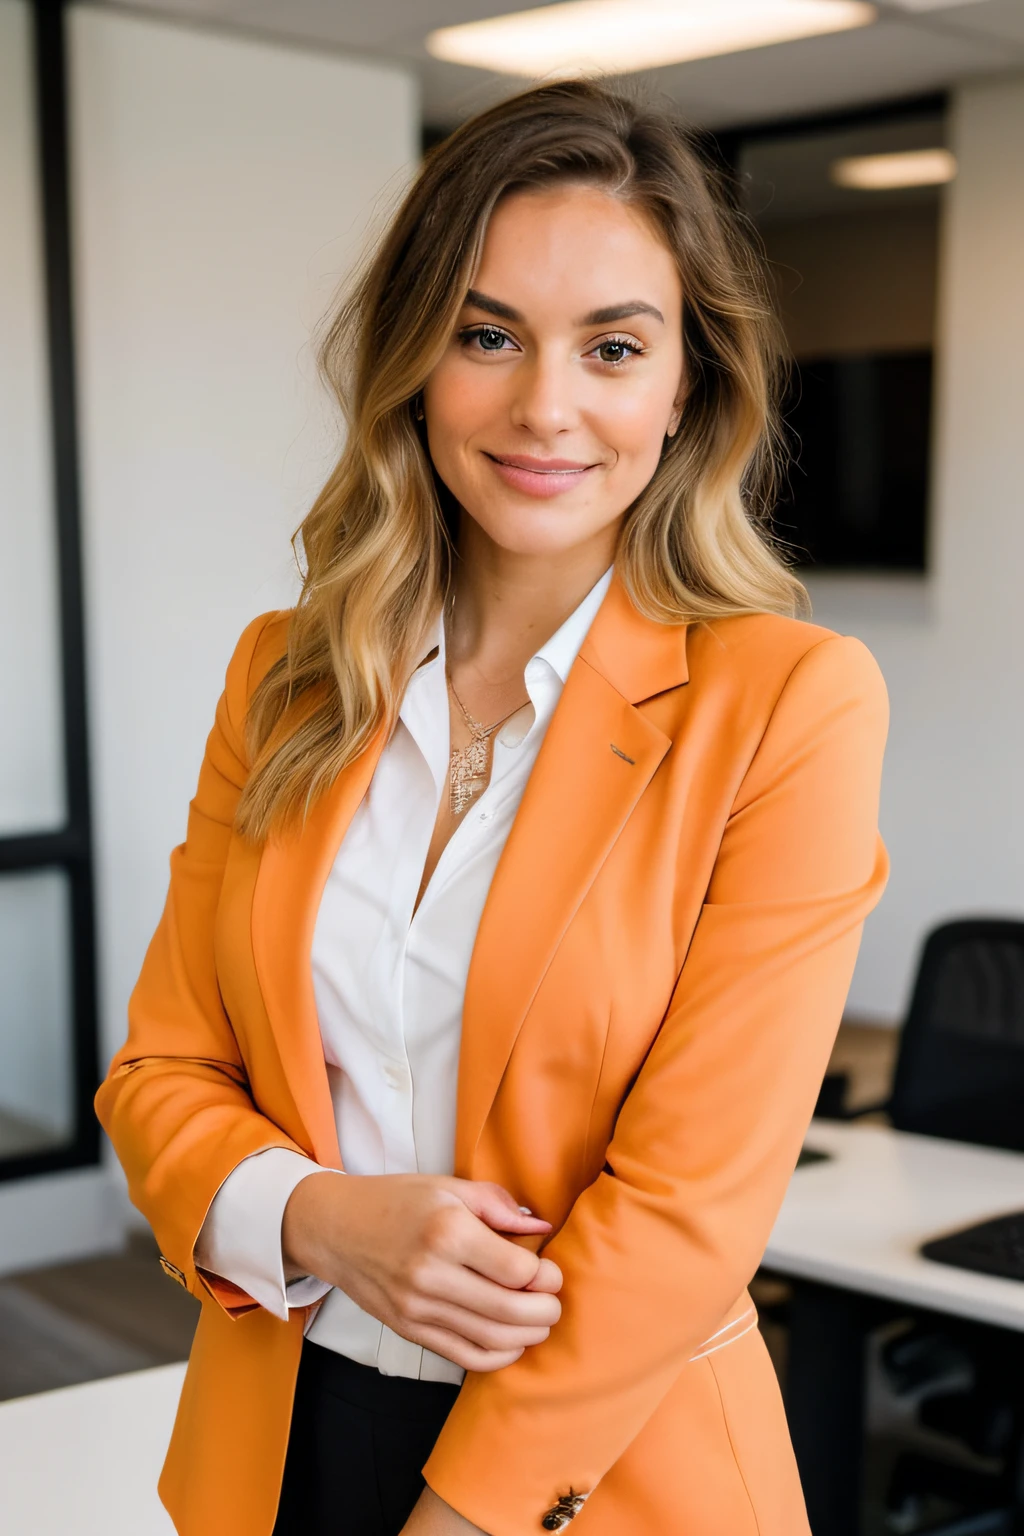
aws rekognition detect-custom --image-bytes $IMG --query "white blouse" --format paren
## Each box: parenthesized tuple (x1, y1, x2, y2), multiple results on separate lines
(195, 568, 613, 1384)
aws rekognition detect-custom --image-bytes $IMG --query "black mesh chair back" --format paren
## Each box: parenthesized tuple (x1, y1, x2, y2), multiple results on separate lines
(889, 918, 1024, 1151)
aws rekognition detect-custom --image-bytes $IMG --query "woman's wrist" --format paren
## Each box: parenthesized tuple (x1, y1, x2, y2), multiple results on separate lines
(401, 1485, 489, 1535)
(281, 1166, 349, 1281)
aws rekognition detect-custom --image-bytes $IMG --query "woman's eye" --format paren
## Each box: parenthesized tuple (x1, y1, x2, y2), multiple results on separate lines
(593, 338, 641, 365)
(462, 325, 513, 353)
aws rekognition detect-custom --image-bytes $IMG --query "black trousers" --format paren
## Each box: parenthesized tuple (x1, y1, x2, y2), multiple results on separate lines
(273, 1342, 461, 1536)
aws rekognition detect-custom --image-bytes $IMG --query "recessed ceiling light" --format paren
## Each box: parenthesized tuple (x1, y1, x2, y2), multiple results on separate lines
(427, 0, 877, 79)
(830, 148, 957, 190)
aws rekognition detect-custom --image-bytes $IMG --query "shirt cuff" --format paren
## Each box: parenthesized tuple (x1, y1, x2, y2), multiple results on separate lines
(193, 1147, 340, 1320)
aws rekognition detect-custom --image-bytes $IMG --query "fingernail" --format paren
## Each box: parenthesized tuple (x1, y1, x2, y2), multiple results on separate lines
(518, 1205, 532, 1215)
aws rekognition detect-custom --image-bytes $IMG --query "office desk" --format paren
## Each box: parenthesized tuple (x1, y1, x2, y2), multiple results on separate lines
(768, 1120, 1024, 1330)
(0, 1362, 183, 1535)
(764, 1122, 1024, 1535)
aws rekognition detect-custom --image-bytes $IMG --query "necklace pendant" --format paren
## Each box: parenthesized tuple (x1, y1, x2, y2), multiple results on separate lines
(449, 735, 489, 816)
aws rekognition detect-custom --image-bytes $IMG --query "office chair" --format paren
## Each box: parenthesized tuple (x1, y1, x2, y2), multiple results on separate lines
(816, 918, 1024, 1536)
(818, 917, 1024, 1148)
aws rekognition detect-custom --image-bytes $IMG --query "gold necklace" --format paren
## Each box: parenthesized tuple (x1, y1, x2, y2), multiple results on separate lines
(446, 668, 527, 816)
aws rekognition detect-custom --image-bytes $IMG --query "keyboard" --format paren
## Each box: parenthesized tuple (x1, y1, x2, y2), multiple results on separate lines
(921, 1209, 1024, 1282)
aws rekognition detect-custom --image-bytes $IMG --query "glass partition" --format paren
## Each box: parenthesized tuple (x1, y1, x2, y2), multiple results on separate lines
(0, 0, 98, 1181)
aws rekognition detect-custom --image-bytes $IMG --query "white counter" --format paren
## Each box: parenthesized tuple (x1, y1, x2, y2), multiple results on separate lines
(0, 1362, 183, 1535)
(766, 1120, 1024, 1329)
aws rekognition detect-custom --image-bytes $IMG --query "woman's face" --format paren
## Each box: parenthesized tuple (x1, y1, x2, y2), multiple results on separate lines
(423, 182, 685, 563)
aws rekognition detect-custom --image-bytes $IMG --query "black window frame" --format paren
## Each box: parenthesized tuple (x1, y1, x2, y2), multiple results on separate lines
(0, 0, 99, 1183)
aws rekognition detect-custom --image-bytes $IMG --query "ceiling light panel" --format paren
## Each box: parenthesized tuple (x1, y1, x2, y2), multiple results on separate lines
(427, 0, 878, 79)
(830, 148, 957, 188)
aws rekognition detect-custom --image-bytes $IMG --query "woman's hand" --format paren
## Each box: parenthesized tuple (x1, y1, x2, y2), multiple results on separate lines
(282, 1171, 562, 1372)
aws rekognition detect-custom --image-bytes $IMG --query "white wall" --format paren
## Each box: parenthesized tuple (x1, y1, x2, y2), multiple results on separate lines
(68, 8, 418, 1095)
(810, 74, 1024, 1022)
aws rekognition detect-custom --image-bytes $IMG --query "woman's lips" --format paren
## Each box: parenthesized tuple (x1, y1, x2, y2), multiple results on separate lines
(486, 453, 599, 499)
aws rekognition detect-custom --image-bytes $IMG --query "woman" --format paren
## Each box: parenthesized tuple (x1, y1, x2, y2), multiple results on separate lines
(97, 81, 888, 1536)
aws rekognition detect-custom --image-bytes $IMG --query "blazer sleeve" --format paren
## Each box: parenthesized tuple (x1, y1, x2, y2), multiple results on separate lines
(424, 633, 890, 1535)
(94, 612, 307, 1315)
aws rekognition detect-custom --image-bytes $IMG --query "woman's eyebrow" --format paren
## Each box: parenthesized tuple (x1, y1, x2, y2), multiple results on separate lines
(463, 288, 522, 322)
(462, 291, 665, 327)
(581, 301, 665, 325)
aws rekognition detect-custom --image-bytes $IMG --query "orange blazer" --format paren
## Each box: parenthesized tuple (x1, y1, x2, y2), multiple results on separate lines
(96, 576, 888, 1536)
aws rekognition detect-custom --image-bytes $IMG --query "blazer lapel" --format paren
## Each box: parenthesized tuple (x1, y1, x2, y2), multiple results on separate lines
(251, 727, 386, 1167)
(454, 579, 689, 1171)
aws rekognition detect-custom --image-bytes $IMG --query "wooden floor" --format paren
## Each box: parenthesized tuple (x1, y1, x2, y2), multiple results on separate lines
(0, 1230, 197, 1402)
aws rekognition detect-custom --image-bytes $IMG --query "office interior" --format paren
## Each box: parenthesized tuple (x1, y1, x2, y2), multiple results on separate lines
(2, 0, 1023, 1532)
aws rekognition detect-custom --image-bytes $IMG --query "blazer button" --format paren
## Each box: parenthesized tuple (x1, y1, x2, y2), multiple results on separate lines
(541, 1492, 587, 1529)
(158, 1255, 187, 1288)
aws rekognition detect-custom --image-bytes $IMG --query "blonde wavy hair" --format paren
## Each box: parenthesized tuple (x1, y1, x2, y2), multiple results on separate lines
(237, 80, 805, 840)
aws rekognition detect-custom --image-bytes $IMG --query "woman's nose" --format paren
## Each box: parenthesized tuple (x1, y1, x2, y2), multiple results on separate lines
(508, 354, 580, 439)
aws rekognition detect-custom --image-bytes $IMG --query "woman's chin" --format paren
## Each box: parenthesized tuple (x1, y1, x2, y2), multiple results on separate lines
(459, 498, 623, 562)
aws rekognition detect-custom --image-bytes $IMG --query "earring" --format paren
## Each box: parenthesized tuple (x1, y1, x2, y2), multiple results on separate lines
(414, 393, 425, 421)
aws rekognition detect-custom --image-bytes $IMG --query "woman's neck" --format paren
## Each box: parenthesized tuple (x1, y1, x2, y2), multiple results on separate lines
(447, 520, 617, 686)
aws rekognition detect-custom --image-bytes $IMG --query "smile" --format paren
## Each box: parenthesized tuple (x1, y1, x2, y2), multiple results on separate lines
(485, 453, 599, 499)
